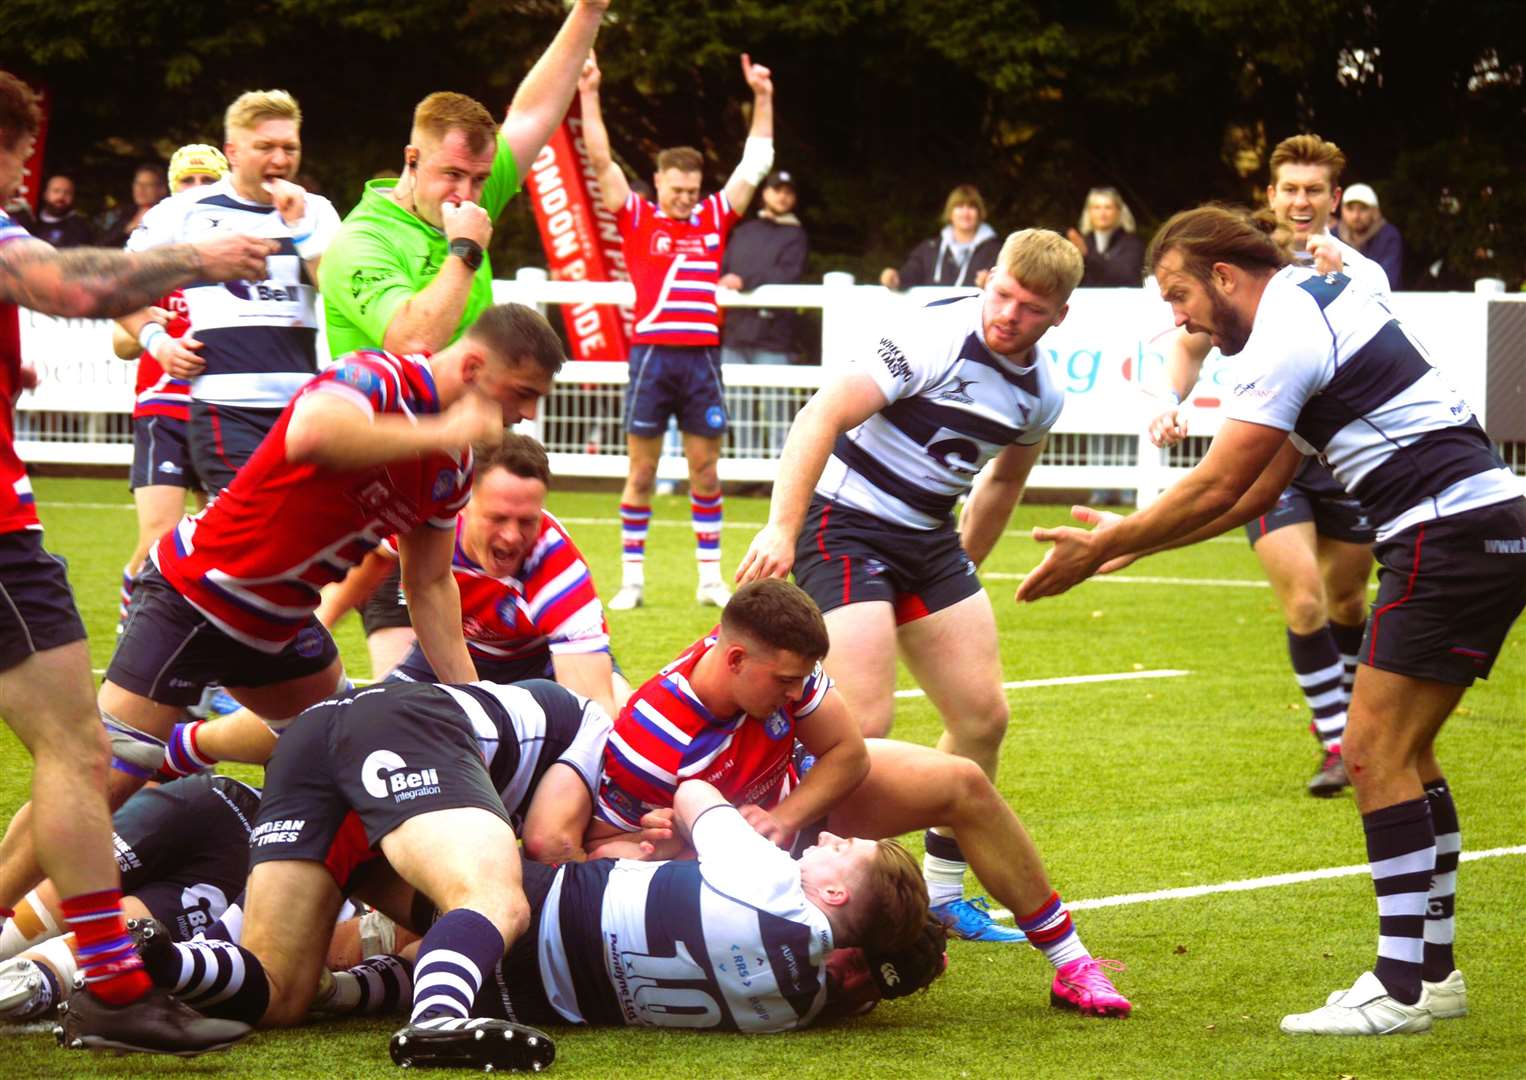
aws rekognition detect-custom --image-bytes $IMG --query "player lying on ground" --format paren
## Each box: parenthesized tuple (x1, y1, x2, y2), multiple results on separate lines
(586, 579, 1132, 1017)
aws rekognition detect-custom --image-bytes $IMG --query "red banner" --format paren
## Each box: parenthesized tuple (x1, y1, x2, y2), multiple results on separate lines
(526, 101, 630, 361)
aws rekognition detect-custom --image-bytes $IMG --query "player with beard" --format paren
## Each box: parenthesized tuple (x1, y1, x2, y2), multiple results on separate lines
(1147, 135, 1391, 797)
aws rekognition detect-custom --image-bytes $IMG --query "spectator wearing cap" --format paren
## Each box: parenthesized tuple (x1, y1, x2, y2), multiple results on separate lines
(879, 184, 1000, 289)
(1066, 186, 1143, 287)
(1334, 182, 1402, 289)
(25, 174, 95, 248)
(719, 169, 809, 456)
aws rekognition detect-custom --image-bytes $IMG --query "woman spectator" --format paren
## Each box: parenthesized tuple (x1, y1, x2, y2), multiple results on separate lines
(96, 163, 168, 247)
(880, 184, 999, 289)
(1066, 186, 1143, 287)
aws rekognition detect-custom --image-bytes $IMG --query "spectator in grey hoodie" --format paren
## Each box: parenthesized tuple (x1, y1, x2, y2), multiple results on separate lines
(880, 184, 999, 289)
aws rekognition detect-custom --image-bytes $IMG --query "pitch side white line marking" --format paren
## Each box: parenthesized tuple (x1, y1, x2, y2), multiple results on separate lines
(983, 571, 1271, 588)
(894, 668, 1190, 699)
(985, 845, 1526, 921)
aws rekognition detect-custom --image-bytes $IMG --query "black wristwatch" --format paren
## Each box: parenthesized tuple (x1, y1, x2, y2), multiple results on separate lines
(448, 237, 484, 272)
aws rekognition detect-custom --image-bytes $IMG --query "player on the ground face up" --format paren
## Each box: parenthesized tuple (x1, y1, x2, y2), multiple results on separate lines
(1020, 204, 1524, 1036)
(737, 230, 1083, 940)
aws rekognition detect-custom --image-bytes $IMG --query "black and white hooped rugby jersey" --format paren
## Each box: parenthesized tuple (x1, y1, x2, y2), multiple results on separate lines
(128, 178, 340, 409)
(536, 805, 832, 1032)
(426, 679, 612, 827)
(1222, 266, 1519, 541)
(818, 294, 1065, 529)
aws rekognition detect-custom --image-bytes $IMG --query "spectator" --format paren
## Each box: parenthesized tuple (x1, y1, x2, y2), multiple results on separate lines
(1334, 182, 1403, 290)
(25, 175, 94, 247)
(1066, 186, 1143, 287)
(96, 164, 167, 247)
(720, 169, 808, 456)
(879, 184, 999, 289)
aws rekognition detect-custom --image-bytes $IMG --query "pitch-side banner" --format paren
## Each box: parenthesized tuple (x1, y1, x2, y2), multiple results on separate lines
(525, 104, 631, 361)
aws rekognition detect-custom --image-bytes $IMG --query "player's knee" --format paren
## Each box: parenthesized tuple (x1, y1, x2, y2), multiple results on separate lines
(1281, 592, 1326, 634)
(689, 461, 720, 492)
(1329, 593, 1368, 629)
(946, 756, 998, 816)
(857, 701, 895, 739)
(958, 696, 1009, 751)
(627, 459, 659, 494)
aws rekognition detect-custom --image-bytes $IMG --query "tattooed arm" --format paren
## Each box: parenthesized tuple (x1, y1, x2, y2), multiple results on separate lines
(0, 233, 276, 319)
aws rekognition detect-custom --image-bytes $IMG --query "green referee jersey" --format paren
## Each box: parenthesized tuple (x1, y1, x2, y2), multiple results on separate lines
(319, 131, 521, 357)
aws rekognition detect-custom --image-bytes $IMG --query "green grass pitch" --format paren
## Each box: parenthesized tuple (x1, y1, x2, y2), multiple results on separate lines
(1, 477, 1522, 1078)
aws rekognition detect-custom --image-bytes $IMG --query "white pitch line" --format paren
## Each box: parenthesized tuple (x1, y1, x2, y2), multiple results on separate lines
(894, 668, 1189, 699)
(985, 845, 1526, 921)
(983, 571, 1270, 588)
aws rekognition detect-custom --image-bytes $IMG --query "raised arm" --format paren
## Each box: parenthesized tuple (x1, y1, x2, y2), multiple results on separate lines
(735, 372, 888, 583)
(0, 234, 274, 319)
(722, 54, 775, 215)
(284, 386, 500, 470)
(501, 0, 608, 171)
(576, 53, 629, 213)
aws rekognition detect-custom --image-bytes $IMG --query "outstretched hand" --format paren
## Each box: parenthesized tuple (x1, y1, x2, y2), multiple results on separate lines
(578, 52, 601, 95)
(735, 524, 794, 584)
(1015, 504, 1120, 603)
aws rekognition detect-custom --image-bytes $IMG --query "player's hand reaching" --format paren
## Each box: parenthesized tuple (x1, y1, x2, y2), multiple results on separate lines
(741, 53, 773, 98)
(442, 200, 493, 249)
(158, 335, 208, 380)
(262, 178, 308, 228)
(735, 523, 794, 584)
(192, 233, 280, 282)
(1305, 233, 1346, 276)
(1016, 506, 1115, 603)
(1148, 404, 1189, 448)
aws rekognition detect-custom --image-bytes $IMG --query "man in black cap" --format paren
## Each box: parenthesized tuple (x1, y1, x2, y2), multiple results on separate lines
(719, 169, 809, 455)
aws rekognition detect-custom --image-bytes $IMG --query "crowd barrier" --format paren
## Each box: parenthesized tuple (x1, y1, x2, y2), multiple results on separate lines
(16, 275, 1525, 504)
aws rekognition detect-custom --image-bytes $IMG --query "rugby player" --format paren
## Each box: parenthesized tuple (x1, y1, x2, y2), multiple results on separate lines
(737, 229, 1082, 940)
(1147, 134, 1390, 796)
(110, 144, 229, 627)
(0, 304, 564, 930)
(0, 68, 275, 1055)
(1020, 204, 1524, 1035)
(119, 677, 614, 1072)
(590, 579, 1133, 1018)
(114, 91, 341, 497)
(579, 51, 776, 611)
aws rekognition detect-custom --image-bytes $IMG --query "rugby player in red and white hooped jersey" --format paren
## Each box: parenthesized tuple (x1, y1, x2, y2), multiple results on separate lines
(319, 432, 630, 721)
(108, 144, 231, 629)
(0, 69, 280, 1054)
(579, 51, 775, 612)
(0, 304, 564, 942)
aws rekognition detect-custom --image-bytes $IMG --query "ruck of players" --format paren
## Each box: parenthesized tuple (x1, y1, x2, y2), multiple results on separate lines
(0, 0, 1522, 1073)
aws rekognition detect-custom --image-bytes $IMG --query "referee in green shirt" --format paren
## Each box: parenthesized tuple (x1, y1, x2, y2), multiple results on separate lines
(320, 0, 607, 356)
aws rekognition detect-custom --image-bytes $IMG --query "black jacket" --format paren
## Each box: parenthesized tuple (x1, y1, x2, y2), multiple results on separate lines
(1079, 230, 1143, 287)
(897, 224, 1001, 288)
(720, 214, 809, 352)
(29, 209, 96, 249)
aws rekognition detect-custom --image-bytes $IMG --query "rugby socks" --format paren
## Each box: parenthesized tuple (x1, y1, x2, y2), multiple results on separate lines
(409, 909, 503, 1024)
(200, 900, 245, 944)
(1329, 620, 1365, 703)
(1363, 796, 1434, 1005)
(692, 492, 723, 582)
(1287, 627, 1346, 749)
(163, 720, 216, 778)
(323, 954, 413, 1016)
(0, 889, 60, 959)
(1423, 778, 1461, 981)
(146, 938, 269, 1024)
(619, 503, 650, 589)
(1016, 891, 1090, 969)
(59, 890, 151, 1006)
(922, 831, 968, 909)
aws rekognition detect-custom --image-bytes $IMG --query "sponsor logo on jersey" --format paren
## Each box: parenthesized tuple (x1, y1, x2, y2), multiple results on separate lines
(652, 234, 673, 256)
(250, 818, 307, 847)
(876, 338, 912, 381)
(863, 558, 886, 577)
(361, 748, 442, 803)
(174, 883, 229, 940)
(937, 377, 978, 404)
(431, 468, 455, 501)
(1484, 537, 1526, 554)
(113, 833, 142, 873)
(1233, 381, 1277, 401)
(157, 461, 183, 474)
(294, 626, 325, 658)
(763, 711, 791, 741)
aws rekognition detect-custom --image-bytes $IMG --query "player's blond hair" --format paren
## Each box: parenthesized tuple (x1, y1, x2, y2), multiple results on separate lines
(1268, 133, 1346, 188)
(998, 229, 1084, 300)
(224, 90, 301, 139)
(857, 839, 931, 955)
(412, 92, 497, 157)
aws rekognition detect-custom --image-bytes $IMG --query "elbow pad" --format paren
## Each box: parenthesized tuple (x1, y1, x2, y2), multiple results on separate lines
(728, 137, 775, 188)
